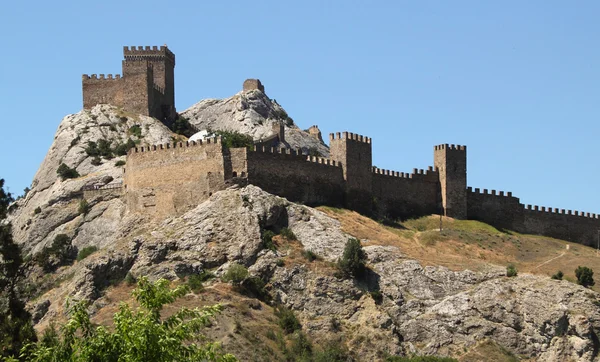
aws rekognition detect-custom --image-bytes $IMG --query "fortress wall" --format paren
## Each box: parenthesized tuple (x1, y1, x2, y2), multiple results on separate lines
(466, 188, 523, 230)
(228, 148, 248, 178)
(372, 167, 439, 220)
(82, 75, 124, 109)
(124, 139, 225, 217)
(521, 206, 600, 246)
(247, 147, 345, 206)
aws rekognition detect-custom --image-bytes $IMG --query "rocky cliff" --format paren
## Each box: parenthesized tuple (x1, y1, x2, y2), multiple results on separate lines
(6, 100, 600, 362)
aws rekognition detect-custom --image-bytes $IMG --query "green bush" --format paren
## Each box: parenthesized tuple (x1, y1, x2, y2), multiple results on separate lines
(34, 234, 75, 271)
(279, 227, 297, 240)
(187, 274, 205, 293)
(289, 331, 312, 359)
(313, 340, 350, 362)
(576, 266, 595, 287)
(506, 265, 518, 277)
(337, 238, 367, 278)
(77, 246, 98, 261)
(90, 157, 102, 166)
(276, 259, 285, 267)
(370, 290, 383, 304)
(34, 207, 41, 215)
(56, 163, 79, 180)
(128, 125, 142, 138)
(221, 263, 248, 285)
(262, 230, 276, 251)
(20, 277, 237, 361)
(301, 249, 318, 262)
(275, 306, 301, 334)
(115, 160, 126, 167)
(551, 270, 564, 280)
(124, 272, 137, 286)
(114, 138, 136, 156)
(241, 276, 267, 300)
(78, 199, 90, 215)
(172, 116, 196, 137)
(210, 130, 254, 149)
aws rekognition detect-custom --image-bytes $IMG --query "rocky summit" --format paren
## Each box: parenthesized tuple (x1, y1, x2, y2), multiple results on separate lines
(5, 87, 600, 362)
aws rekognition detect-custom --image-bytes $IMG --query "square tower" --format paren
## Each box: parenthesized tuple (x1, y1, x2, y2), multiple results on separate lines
(330, 132, 373, 213)
(434, 144, 467, 219)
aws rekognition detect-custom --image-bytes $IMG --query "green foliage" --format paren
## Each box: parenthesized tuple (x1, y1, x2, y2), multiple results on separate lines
(276, 259, 285, 267)
(275, 306, 301, 334)
(241, 276, 268, 300)
(262, 230, 276, 251)
(289, 331, 312, 359)
(20, 277, 237, 361)
(301, 249, 318, 262)
(78, 199, 90, 215)
(128, 124, 142, 138)
(76, 246, 98, 261)
(56, 163, 79, 180)
(337, 238, 367, 278)
(114, 160, 126, 167)
(506, 265, 518, 277)
(0, 179, 37, 358)
(172, 116, 196, 137)
(576, 266, 595, 287)
(124, 272, 137, 286)
(370, 290, 383, 304)
(221, 263, 248, 285)
(210, 130, 254, 150)
(114, 139, 136, 156)
(386, 356, 458, 362)
(90, 157, 102, 166)
(279, 227, 297, 240)
(312, 340, 350, 362)
(552, 270, 564, 280)
(186, 271, 215, 293)
(70, 136, 80, 148)
(34, 207, 42, 215)
(34, 234, 75, 272)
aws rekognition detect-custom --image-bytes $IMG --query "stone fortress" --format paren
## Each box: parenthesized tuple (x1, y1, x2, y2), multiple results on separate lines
(84, 46, 600, 246)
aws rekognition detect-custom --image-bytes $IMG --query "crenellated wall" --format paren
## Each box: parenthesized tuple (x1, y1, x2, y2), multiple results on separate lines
(466, 187, 523, 230)
(246, 146, 345, 206)
(521, 205, 599, 246)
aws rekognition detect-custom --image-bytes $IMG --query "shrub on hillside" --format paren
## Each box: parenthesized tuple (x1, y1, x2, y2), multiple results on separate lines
(386, 356, 458, 362)
(262, 230, 276, 251)
(337, 237, 367, 278)
(114, 160, 126, 167)
(56, 163, 79, 180)
(128, 125, 142, 138)
(34, 234, 76, 271)
(210, 130, 254, 149)
(551, 270, 564, 280)
(506, 265, 518, 277)
(279, 227, 297, 240)
(576, 266, 595, 288)
(275, 305, 301, 334)
(221, 263, 248, 285)
(78, 199, 90, 215)
(301, 249, 318, 262)
(76, 246, 98, 261)
(34, 207, 41, 215)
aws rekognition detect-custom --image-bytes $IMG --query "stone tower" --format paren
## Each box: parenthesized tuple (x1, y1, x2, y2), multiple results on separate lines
(434, 144, 467, 219)
(330, 132, 373, 213)
(82, 45, 176, 124)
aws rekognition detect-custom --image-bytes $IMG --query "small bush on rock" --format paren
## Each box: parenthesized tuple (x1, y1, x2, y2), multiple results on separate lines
(262, 230, 276, 251)
(506, 265, 518, 277)
(279, 227, 297, 240)
(78, 199, 90, 215)
(337, 238, 367, 278)
(34, 207, 41, 215)
(275, 306, 301, 334)
(124, 272, 137, 285)
(76, 246, 98, 261)
(115, 160, 126, 167)
(301, 249, 318, 262)
(56, 163, 79, 180)
(221, 263, 248, 285)
(552, 270, 564, 280)
(576, 266, 595, 288)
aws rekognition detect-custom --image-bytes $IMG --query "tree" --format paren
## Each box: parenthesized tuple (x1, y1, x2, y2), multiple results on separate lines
(575, 266, 595, 288)
(337, 238, 367, 278)
(0, 179, 37, 358)
(56, 163, 79, 180)
(21, 277, 237, 361)
(551, 270, 564, 280)
(209, 130, 254, 150)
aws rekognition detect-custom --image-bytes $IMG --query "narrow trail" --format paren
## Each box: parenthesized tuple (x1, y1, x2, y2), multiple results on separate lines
(534, 252, 566, 270)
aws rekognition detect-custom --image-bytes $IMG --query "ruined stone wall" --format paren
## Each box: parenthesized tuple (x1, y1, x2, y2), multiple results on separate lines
(247, 147, 345, 206)
(466, 188, 524, 230)
(520, 206, 600, 246)
(372, 167, 440, 220)
(124, 138, 225, 218)
(243, 79, 265, 93)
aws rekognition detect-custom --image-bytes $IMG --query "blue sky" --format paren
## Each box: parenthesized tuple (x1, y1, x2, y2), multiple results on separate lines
(0, 1, 598, 214)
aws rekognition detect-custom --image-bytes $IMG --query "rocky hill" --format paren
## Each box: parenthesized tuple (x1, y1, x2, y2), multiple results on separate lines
(5, 96, 600, 361)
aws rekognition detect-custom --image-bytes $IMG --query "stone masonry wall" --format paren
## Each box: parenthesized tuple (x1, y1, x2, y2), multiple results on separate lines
(372, 167, 440, 220)
(246, 147, 345, 206)
(521, 206, 600, 246)
(466, 188, 524, 231)
(124, 139, 225, 218)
